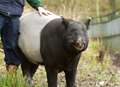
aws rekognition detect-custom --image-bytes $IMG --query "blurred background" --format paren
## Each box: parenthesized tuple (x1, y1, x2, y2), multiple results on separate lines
(25, 0, 120, 21)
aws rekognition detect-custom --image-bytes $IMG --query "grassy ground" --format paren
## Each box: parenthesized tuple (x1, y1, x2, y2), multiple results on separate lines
(0, 40, 120, 87)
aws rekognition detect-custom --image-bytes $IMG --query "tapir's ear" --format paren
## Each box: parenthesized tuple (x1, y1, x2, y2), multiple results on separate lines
(84, 17, 92, 30)
(61, 16, 69, 29)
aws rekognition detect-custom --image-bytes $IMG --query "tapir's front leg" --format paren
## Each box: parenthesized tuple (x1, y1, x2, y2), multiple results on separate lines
(45, 67, 58, 87)
(64, 67, 77, 87)
(64, 55, 80, 87)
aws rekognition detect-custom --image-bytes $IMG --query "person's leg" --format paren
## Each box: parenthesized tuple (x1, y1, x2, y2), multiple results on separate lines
(0, 15, 5, 32)
(1, 16, 21, 72)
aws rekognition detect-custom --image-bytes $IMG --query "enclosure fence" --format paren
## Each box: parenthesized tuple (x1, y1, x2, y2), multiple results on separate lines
(91, 9, 120, 25)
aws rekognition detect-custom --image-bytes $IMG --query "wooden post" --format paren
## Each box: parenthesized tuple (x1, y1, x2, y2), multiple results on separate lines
(109, 0, 116, 19)
(96, 0, 100, 22)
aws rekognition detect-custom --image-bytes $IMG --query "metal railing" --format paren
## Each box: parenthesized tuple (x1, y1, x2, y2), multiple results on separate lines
(91, 9, 120, 25)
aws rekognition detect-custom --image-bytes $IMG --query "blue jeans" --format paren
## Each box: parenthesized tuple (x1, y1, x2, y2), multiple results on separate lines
(0, 15, 21, 65)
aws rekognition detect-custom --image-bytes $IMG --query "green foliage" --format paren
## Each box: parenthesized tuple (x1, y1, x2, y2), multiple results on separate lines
(0, 70, 29, 87)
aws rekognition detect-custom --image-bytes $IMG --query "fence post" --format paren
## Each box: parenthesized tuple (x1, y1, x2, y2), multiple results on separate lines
(96, 0, 100, 22)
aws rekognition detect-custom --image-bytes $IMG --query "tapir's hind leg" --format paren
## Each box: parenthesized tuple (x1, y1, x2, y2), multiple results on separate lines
(14, 46, 39, 85)
(21, 60, 39, 85)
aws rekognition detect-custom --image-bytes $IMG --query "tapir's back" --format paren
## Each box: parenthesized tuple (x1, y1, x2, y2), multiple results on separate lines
(19, 11, 60, 64)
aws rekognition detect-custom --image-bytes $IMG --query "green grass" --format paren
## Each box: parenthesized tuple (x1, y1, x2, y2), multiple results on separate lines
(0, 71, 28, 87)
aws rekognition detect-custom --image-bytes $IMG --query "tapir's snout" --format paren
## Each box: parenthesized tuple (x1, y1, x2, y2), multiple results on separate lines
(72, 37, 88, 51)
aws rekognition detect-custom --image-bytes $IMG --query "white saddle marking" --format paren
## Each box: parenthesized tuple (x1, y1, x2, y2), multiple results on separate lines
(19, 11, 61, 64)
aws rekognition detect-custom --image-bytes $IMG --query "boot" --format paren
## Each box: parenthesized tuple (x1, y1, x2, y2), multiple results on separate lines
(6, 64, 18, 74)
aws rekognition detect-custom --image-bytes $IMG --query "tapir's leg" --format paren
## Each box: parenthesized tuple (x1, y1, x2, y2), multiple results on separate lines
(64, 55, 80, 87)
(21, 60, 39, 85)
(13, 46, 39, 82)
(45, 67, 58, 87)
(64, 67, 77, 87)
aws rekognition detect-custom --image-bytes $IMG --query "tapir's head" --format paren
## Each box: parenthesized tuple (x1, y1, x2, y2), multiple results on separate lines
(62, 17, 91, 52)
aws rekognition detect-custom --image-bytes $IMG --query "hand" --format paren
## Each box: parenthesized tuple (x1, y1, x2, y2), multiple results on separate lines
(38, 7, 52, 16)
